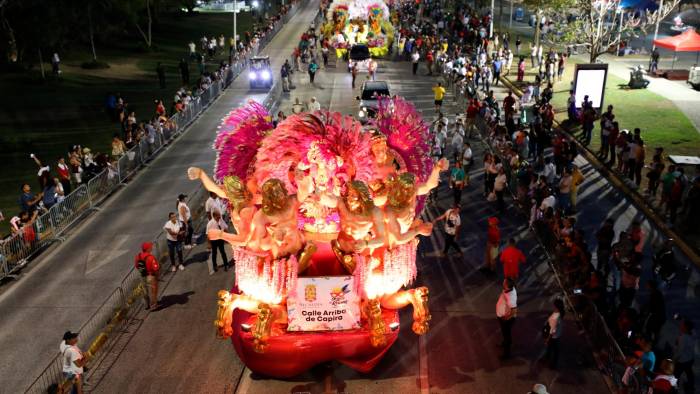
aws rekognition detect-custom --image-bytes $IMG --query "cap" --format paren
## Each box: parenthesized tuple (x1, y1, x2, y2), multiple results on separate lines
(488, 217, 499, 225)
(178, 193, 187, 200)
(141, 242, 153, 252)
(532, 384, 548, 394)
(63, 331, 79, 341)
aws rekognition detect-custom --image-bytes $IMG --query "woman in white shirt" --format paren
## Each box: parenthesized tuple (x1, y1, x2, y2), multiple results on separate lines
(543, 299, 565, 368)
(494, 166, 507, 213)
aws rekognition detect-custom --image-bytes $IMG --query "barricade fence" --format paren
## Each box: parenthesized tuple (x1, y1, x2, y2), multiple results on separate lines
(23, 2, 307, 392)
(474, 116, 629, 392)
(0, 0, 305, 283)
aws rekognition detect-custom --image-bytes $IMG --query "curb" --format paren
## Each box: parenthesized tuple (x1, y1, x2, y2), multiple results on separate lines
(498, 74, 700, 268)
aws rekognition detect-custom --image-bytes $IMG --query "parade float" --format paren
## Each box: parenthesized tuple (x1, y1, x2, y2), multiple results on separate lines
(322, 0, 395, 58)
(188, 97, 445, 377)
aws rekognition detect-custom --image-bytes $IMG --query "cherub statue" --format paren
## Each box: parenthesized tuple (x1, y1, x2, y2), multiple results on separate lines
(320, 180, 386, 273)
(188, 167, 258, 248)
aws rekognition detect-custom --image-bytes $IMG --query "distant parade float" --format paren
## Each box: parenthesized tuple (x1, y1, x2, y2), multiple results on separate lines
(189, 97, 445, 377)
(322, 0, 395, 58)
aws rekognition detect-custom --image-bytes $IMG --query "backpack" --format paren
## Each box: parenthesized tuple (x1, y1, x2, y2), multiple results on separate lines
(137, 254, 148, 277)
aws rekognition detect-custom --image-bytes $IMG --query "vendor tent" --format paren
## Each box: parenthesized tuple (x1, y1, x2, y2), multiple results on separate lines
(653, 28, 700, 68)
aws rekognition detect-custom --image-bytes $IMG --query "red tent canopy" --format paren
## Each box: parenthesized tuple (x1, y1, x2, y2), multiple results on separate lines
(653, 29, 700, 52)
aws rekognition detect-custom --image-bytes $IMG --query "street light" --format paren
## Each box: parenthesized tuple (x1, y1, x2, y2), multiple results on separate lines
(232, 0, 238, 48)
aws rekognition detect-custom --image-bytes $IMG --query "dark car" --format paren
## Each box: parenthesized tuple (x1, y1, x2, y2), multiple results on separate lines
(356, 80, 390, 123)
(248, 56, 273, 89)
(348, 44, 371, 72)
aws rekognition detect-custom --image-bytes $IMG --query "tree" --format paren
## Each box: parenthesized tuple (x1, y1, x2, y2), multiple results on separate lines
(115, 0, 154, 48)
(552, 0, 681, 63)
(521, 0, 573, 53)
(84, 0, 114, 62)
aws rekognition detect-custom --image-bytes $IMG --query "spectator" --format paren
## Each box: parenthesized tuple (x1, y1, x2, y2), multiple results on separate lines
(558, 168, 572, 214)
(59, 331, 86, 394)
(135, 242, 160, 310)
(51, 52, 61, 76)
(292, 97, 305, 114)
(484, 216, 500, 272)
(542, 298, 565, 368)
(163, 212, 185, 271)
(494, 166, 507, 213)
(177, 193, 195, 249)
(432, 82, 445, 113)
(156, 62, 166, 89)
(56, 157, 72, 195)
(500, 238, 526, 281)
(528, 383, 549, 394)
(411, 50, 420, 75)
(595, 218, 615, 273)
(207, 210, 230, 274)
(496, 278, 517, 359)
(308, 96, 321, 112)
(650, 358, 678, 393)
(433, 203, 462, 258)
(111, 135, 127, 159)
(205, 191, 224, 220)
(673, 319, 695, 392)
(18, 183, 41, 221)
(308, 58, 318, 84)
(449, 161, 466, 205)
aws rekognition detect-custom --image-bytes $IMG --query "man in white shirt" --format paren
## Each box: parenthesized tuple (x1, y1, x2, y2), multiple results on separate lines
(496, 278, 517, 359)
(462, 142, 473, 170)
(205, 192, 224, 220)
(540, 189, 557, 212)
(60, 331, 86, 394)
(542, 157, 556, 185)
(309, 96, 321, 112)
(164, 212, 185, 271)
(206, 210, 230, 274)
(450, 127, 464, 159)
(411, 51, 420, 75)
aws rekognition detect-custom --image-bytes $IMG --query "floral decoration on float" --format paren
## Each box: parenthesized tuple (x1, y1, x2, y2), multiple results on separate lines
(188, 97, 448, 377)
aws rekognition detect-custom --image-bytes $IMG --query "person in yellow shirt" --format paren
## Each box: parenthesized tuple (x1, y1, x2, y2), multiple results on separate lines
(432, 82, 446, 113)
(570, 164, 584, 211)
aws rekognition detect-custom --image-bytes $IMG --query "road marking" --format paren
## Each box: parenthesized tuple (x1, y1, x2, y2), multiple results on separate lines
(418, 333, 430, 394)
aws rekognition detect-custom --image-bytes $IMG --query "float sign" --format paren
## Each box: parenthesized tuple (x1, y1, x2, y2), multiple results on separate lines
(287, 276, 361, 331)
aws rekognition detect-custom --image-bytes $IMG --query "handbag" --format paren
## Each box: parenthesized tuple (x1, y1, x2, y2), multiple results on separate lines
(176, 221, 187, 242)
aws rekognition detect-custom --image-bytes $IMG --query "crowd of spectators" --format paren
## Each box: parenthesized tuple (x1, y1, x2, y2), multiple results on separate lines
(391, 0, 697, 391)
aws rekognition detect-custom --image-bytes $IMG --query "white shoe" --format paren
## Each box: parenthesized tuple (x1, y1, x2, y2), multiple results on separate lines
(209, 271, 215, 275)
(179, 265, 185, 271)
(171, 265, 177, 272)
(184, 244, 193, 250)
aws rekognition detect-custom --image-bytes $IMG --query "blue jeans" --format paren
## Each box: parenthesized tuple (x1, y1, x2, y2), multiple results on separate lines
(558, 192, 570, 213)
(167, 239, 183, 267)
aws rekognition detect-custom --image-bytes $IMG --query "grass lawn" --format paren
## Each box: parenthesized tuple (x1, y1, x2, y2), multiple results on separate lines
(549, 69, 700, 158)
(0, 10, 260, 236)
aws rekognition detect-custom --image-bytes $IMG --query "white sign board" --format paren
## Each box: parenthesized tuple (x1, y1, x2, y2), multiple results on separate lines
(573, 64, 608, 109)
(287, 276, 361, 331)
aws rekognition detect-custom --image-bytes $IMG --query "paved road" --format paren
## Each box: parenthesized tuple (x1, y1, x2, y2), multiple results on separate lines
(91, 48, 610, 393)
(0, 2, 319, 392)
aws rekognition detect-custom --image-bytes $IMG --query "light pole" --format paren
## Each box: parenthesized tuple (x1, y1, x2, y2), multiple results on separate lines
(490, 0, 495, 38)
(232, 0, 237, 47)
(652, 0, 664, 51)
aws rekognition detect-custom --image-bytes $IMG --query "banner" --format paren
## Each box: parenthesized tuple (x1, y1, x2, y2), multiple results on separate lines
(287, 276, 361, 331)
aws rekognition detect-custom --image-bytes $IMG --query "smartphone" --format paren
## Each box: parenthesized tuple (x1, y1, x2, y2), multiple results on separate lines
(573, 288, 582, 294)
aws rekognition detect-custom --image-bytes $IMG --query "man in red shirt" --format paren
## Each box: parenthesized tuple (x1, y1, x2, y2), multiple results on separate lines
(500, 238, 526, 280)
(135, 242, 160, 310)
(56, 157, 72, 194)
(466, 99, 479, 138)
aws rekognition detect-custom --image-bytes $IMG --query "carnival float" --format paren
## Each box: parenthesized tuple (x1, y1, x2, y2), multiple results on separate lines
(321, 0, 395, 58)
(188, 96, 446, 377)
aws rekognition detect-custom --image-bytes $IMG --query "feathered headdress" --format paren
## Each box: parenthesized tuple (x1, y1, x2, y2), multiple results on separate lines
(372, 96, 433, 213)
(214, 100, 273, 182)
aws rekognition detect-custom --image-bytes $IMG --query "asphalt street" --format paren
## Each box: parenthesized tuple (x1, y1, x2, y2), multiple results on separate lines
(7, 3, 699, 393)
(0, 1, 319, 392)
